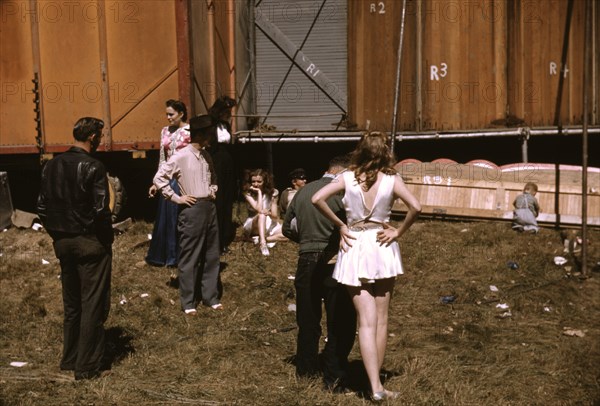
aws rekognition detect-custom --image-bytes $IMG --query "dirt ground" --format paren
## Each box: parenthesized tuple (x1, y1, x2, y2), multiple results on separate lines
(1, 213, 599, 405)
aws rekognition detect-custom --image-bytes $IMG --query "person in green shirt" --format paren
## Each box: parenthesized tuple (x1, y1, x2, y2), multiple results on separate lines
(282, 156, 356, 393)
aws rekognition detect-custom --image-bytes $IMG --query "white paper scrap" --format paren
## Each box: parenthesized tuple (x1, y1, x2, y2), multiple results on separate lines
(554, 256, 568, 266)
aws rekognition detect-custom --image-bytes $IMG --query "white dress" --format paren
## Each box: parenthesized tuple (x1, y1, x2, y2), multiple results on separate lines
(242, 189, 281, 236)
(332, 171, 404, 287)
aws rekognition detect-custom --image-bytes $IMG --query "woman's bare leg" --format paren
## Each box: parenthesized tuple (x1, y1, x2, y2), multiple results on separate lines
(348, 284, 384, 394)
(265, 230, 288, 242)
(256, 214, 267, 244)
(373, 278, 395, 370)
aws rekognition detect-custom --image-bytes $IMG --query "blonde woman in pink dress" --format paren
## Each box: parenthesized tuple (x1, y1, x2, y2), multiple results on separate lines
(312, 132, 421, 401)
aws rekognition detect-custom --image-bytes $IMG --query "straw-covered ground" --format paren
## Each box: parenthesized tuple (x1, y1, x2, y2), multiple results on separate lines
(1, 211, 599, 405)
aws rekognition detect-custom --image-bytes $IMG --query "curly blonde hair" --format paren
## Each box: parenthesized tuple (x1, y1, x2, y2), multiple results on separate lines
(349, 131, 397, 190)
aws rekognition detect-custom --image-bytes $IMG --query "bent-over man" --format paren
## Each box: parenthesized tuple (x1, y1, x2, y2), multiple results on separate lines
(282, 156, 356, 393)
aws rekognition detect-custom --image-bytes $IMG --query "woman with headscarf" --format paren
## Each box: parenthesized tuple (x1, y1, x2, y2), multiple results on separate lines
(208, 96, 237, 255)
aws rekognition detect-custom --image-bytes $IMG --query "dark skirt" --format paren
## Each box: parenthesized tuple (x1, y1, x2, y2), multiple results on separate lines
(210, 144, 236, 250)
(145, 179, 180, 267)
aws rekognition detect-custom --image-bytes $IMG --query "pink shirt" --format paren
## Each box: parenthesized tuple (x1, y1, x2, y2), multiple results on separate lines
(159, 126, 191, 166)
(154, 144, 218, 204)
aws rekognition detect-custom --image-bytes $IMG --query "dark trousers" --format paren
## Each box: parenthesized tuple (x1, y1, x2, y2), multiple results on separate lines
(294, 252, 356, 387)
(53, 235, 112, 380)
(177, 200, 220, 310)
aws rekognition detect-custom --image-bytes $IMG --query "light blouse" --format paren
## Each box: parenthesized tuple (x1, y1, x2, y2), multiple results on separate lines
(159, 125, 191, 167)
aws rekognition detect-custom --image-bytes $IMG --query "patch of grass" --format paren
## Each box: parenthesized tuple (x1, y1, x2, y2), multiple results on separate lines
(1, 219, 599, 405)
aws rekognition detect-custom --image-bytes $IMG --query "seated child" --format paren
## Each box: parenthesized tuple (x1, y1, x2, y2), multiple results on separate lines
(512, 182, 540, 233)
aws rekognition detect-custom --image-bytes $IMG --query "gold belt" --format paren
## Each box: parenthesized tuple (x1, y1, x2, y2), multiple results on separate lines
(348, 222, 384, 232)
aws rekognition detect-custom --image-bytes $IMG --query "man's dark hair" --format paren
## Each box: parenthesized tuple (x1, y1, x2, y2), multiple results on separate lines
(73, 117, 104, 141)
(329, 154, 350, 169)
(208, 96, 236, 118)
(166, 99, 188, 122)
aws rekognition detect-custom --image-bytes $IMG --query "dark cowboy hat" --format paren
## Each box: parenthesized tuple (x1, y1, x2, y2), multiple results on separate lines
(188, 114, 215, 133)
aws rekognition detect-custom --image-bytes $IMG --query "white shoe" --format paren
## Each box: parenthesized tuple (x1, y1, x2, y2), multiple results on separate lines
(267, 242, 276, 248)
(252, 236, 259, 245)
(260, 244, 270, 256)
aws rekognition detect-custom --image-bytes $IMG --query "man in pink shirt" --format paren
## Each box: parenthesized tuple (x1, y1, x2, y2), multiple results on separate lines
(154, 115, 222, 314)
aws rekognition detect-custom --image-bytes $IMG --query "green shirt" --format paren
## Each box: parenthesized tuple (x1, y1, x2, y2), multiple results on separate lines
(282, 175, 345, 254)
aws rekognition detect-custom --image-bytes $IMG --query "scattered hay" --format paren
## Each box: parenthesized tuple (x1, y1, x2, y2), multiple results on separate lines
(1, 220, 599, 405)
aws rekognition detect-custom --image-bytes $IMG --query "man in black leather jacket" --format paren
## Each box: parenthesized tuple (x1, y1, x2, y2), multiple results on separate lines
(37, 117, 113, 380)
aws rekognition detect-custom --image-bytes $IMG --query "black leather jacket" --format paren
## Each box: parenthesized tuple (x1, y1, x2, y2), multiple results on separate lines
(37, 147, 114, 245)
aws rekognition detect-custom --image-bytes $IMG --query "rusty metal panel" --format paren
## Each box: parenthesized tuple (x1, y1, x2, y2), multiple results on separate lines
(348, 0, 417, 132)
(1, 0, 181, 153)
(190, 0, 214, 113)
(1, 1, 38, 150)
(37, 0, 104, 146)
(420, 0, 506, 131)
(105, 0, 179, 145)
(213, 0, 236, 102)
(507, 0, 589, 126)
(190, 0, 238, 115)
(349, 0, 598, 133)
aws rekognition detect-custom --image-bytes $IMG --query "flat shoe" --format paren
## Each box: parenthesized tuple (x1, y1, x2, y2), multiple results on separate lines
(372, 390, 399, 402)
(260, 243, 270, 256)
(210, 303, 223, 310)
(184, 309, 197, 316)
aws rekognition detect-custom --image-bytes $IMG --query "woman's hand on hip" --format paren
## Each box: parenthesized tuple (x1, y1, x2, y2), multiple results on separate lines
(339, 225, 356, 252)
(376, 223, 400, 246)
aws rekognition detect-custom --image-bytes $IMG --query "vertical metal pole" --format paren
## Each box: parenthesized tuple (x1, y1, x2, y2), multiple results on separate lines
(252, 1, 273, 173)
(415, 0, 422, 132)
(97, 0, 112, 151)
(29, 0, 45, 157)
(521, 134, 528, 163)
(581, 0, 592, 277)
(553, 0, 575, 127)
(390, 0, 408, 153)
(249, 0, 257, 117)
(227, 0, 237, 132)
(552, 0, 575, 229)
(175, 0, 193, 111)
(206, 0, 217, 105)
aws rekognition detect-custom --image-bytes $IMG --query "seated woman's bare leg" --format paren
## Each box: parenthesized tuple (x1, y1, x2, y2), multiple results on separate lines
(266, 230, 288, 242)
(257, 214, 267, 245)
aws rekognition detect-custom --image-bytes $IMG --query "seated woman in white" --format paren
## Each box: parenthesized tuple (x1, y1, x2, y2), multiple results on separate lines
(242, 169, 287, 256)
